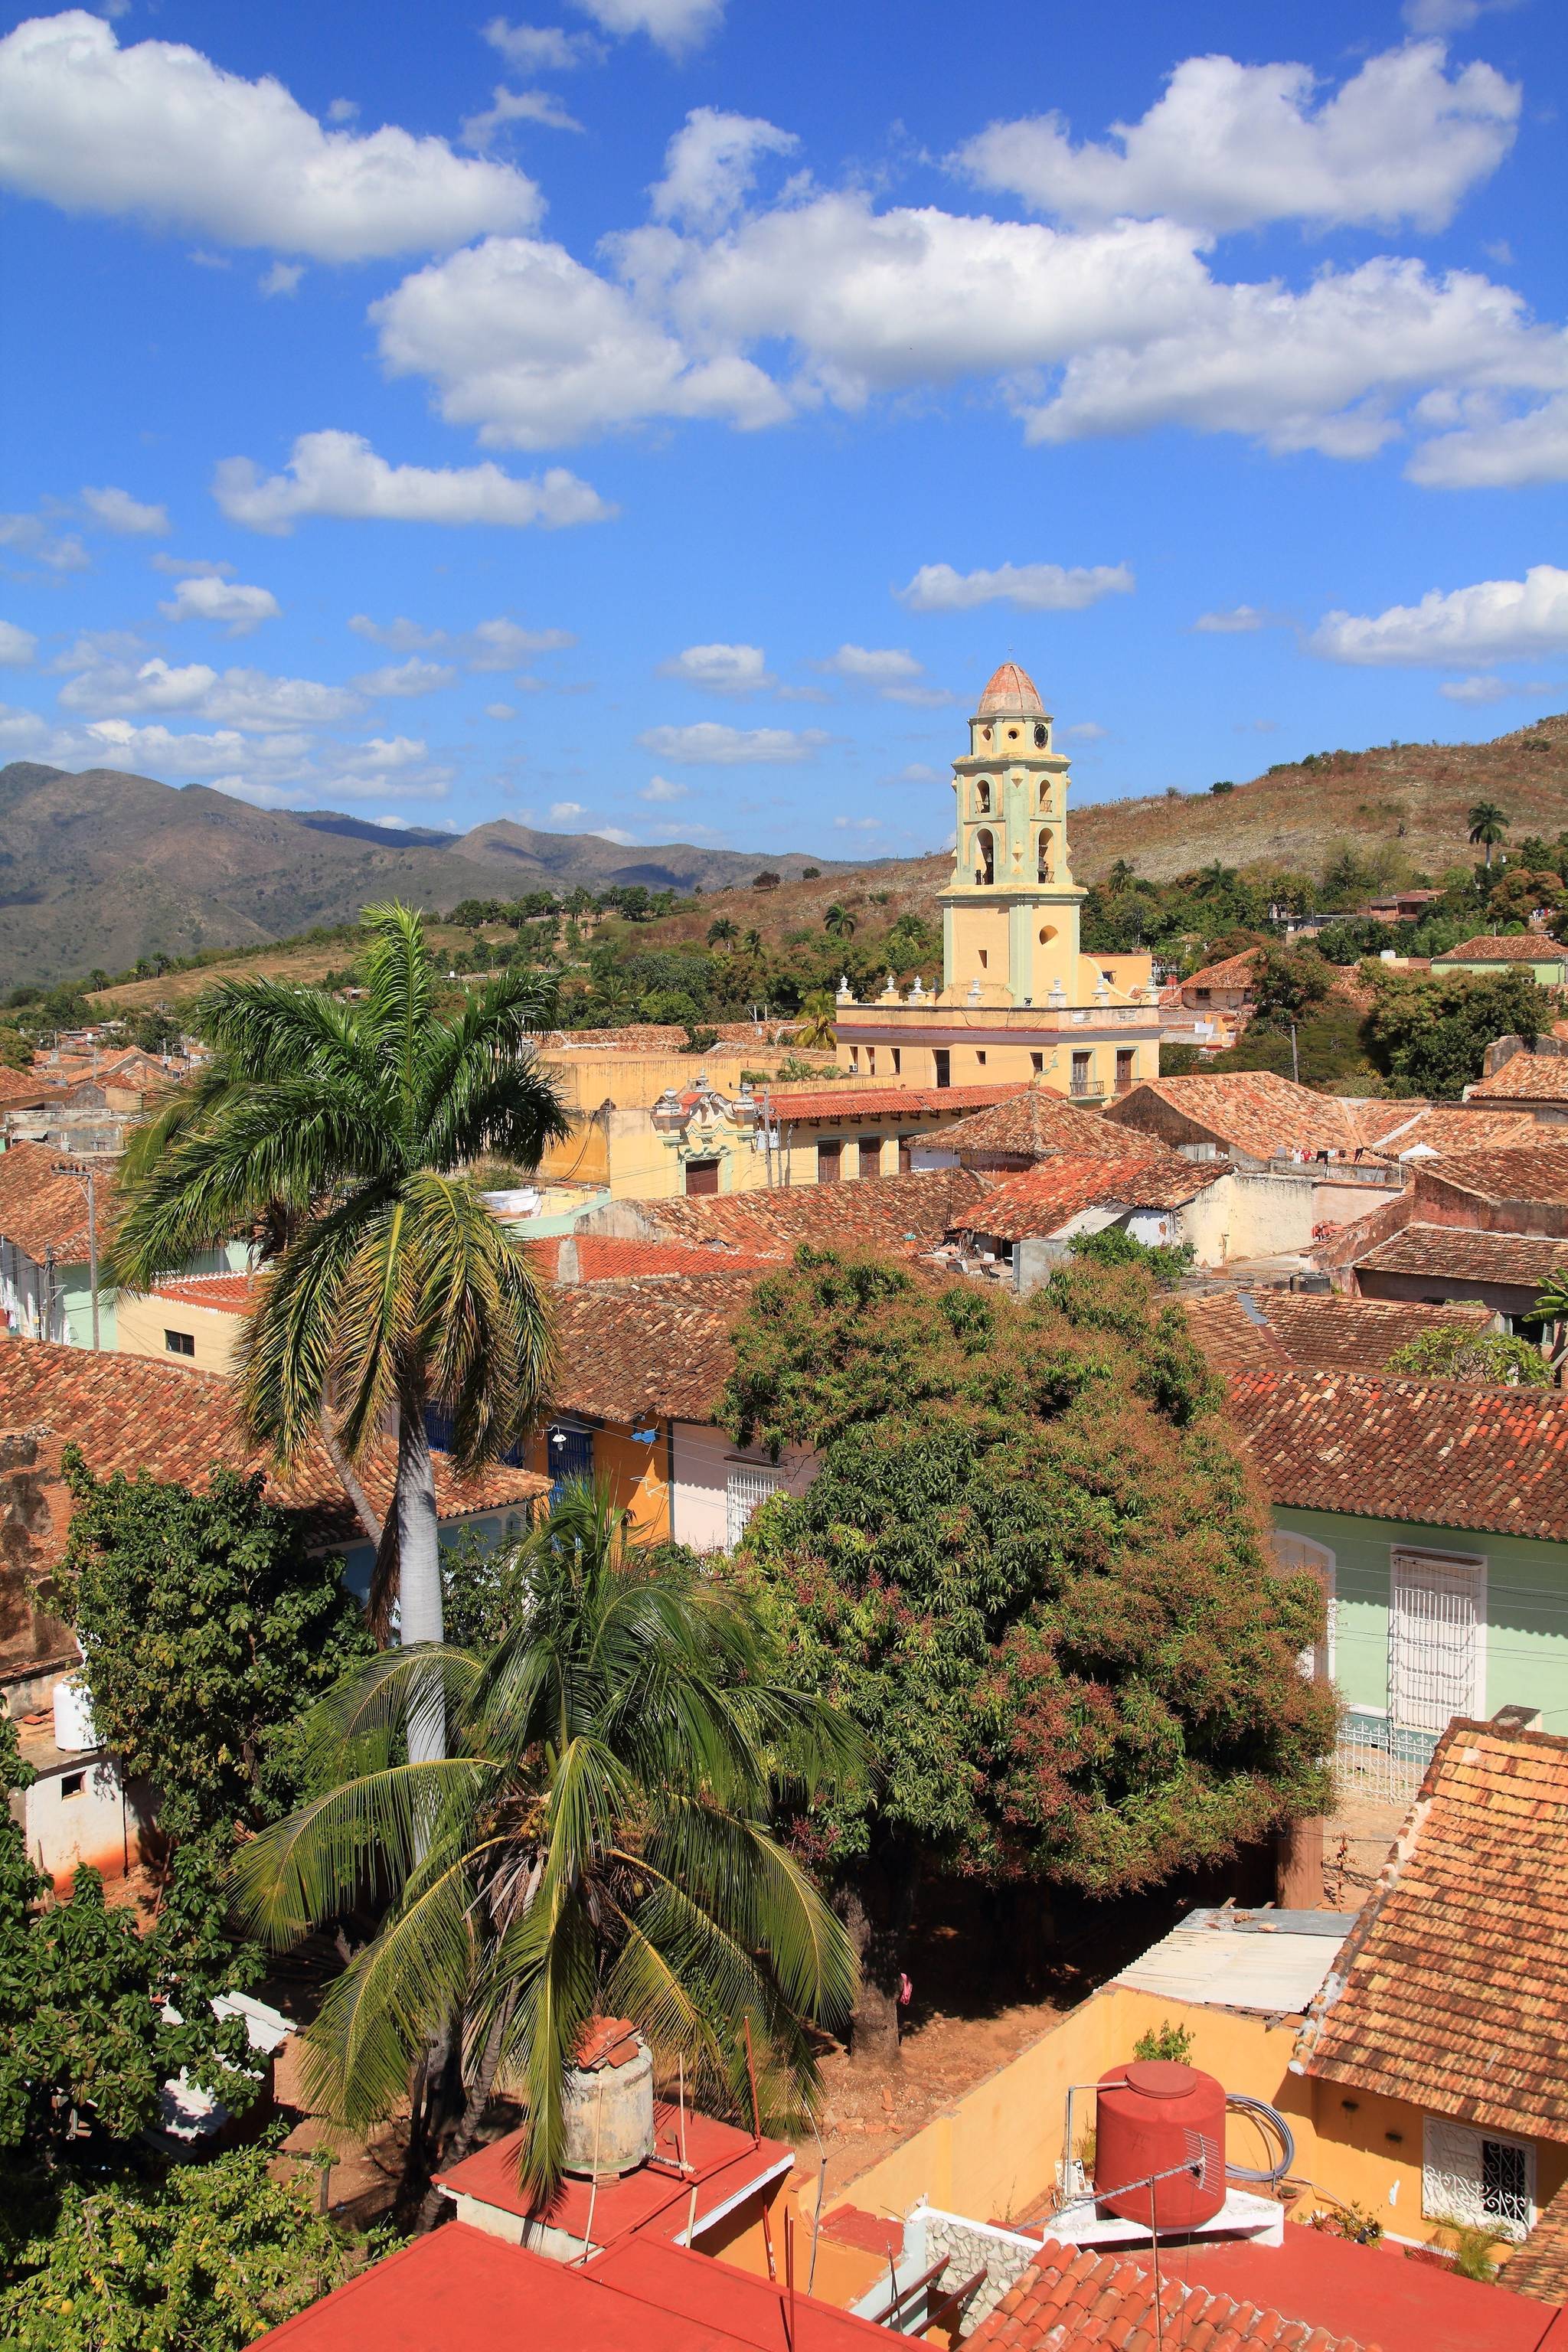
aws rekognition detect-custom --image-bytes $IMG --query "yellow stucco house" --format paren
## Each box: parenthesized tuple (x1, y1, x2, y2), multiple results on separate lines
(834, 661, 1159, 1100)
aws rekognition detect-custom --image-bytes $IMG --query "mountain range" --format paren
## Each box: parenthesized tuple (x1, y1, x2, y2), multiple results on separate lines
(4, 713, 1566, 991)
(0, 763, 841, 988)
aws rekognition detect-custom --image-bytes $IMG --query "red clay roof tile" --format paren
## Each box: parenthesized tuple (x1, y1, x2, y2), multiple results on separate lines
(972, 2237, 1370, 2352)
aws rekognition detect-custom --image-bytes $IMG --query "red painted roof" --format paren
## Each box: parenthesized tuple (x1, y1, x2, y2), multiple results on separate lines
(977, 660, 1045, 717)
(255, 2224, 753, 2350)
(1178, 2220, 1559, 2352)
(527, 1236, 777, 1281)
(436, 2107, 792, 2249)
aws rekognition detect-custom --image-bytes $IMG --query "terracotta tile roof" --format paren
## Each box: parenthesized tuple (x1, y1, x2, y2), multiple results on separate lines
(972, 2239, 1369, 2352)
(768, 1080, 1029, 1122)
(1467, 1054, 1568, 1106)
(1417, 1145, 1568, 1204)
(645, 1167, 989, 1258)
(958, 1154, 1223, 1241)
(1297, 1721, 1568, 2141)
(1223, 1367, 1568, 1540)
(1181, 948, 1262, 993)
(0, 1337, 545, 1554)
(1106, 1073, 1361, 1161)
(1435, 933, 1568, 963)
(0, 1065, 56, 1107)
(1349, 1104, 1548, 1161)
(0, 1138, 119, 1262)
(1501, 2177, 1568, 2305)
(978, 658, 1044, 717)
(915, 1093, 1165, 1165)
(1355, 1223, 1568, 1286)
(1188, 1292, 1491, 1378)
(544, 1273, 760, 1423)
(527, 1236, 776, 1281)
(151, 1270, 264, 1315)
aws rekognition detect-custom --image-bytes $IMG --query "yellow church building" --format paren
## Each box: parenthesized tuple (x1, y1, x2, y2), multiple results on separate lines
(834, 661, 1159, 1099)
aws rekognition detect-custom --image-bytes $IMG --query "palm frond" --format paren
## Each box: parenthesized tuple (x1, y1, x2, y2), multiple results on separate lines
(229, 1756, 491, 1944)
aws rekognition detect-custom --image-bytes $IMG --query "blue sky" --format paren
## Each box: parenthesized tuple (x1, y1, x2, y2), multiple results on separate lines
(1, 0, 1565, 862)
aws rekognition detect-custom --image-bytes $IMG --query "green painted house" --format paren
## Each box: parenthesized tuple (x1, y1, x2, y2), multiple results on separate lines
(1231, 1361, 1568, 1798)
(1432, 932, 1568, 990)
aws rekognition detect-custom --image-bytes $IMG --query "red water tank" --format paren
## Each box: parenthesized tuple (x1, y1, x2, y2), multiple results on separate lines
(1093, 2060, 1227, 2230)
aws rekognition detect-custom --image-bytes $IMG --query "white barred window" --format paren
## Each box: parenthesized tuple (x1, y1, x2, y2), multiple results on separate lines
(725, 1465, 780, 1552)
(1423, 2118, 1534, 2240)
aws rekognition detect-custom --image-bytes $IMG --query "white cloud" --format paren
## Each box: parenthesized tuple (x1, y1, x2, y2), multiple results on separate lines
(570, 0, 724, 57)
(640, 773, 688, 800)
(1194, 606, 1268, 633)
(954, 43, 1518, 235)
(897, 560, 1134, 612)
(213, 430, 612, 532)
(657, 642, 773, 694)
(81, 482, 169, 534)
(818, 644, 923, 681)
(0, 11, 541, 260)
(348, 613, 445, 650)
(58, 654, 363, 727)
(881, 684, 957, 708)
(462, 87, 582, 149)
(549, 799, 586, 819)
(1060, 720, 1108, 740)
(482, 21, 603, 71)
(2, 513, 94, 571)
(158, 574, 281, 634)
(879, 762, 942, 786)
(1311, 566, 1568, 665)
(485, 701, 516, 720)
(1407, 394, 1568, 489)
(150, 552, 234, 577)
(651, 108, 798, 233)
(833, 815, 880, 831)
(465, 616, 577, 668)
(351, 657, 457, 697)
(637, 721, 827, 764)
(0, 622, 37, 666)
(326, 97, 359, 124)
(1403, 0, 1519, 32)
(320, 772, 449, 802)
(340, 734, 430, 770)
(79, 718, 307, 777)
(260, 260, 305, 297)
(594, 825, 636, 844)
(1437, 673, 1553, 703)
(373, 236, 789, 449)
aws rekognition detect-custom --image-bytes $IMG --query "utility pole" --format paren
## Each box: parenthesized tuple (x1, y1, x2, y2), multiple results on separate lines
(1289, 1021, 1300, 1086)
(52, 1158, 100, 1350)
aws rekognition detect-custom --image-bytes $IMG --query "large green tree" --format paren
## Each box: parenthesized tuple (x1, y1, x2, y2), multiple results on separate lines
(231, 1486, 861, 2219)
(1361, 964, 1553, 1097)
(55, 1455, 374, 1850)
(109, 904, 570, 1758)
(724, 1251, 1332, 2060)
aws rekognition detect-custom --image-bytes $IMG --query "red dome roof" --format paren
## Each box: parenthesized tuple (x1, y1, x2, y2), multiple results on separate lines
(977, 661, 1045, 717)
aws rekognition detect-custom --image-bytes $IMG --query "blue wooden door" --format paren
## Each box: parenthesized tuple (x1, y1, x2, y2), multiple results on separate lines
(547, 1423, 594, 1505)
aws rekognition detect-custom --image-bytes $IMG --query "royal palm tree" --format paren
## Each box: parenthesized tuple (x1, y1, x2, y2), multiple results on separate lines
(1468, 800, 1508, 871)
(110, 905, 571, 1756)
(823, 902, 857, 941)
(707, 916, 740, 950)
(232, 1485, 861, 2216)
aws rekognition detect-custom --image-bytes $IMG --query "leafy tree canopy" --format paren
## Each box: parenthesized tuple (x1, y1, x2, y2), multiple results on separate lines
(1361, 965, 1553, 1097)
(2, 2139, 382, 2352)
(1385, 1325, 1550, 1385)
(55, 1455, 374, 1851)
(724, 1251, 1331, 2041)
(0, 1720, 255, 2227)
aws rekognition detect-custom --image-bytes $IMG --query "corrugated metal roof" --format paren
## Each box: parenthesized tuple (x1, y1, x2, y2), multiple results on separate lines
(1114, 1906, 1349, 2017)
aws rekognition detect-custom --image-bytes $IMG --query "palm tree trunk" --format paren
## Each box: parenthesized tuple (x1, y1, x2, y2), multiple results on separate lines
(413, 2008, 508, 2233)
(396, 1405, 446, 1764)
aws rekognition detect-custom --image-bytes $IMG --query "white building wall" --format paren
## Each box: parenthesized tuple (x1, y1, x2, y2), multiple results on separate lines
(18, 1751, 147, 1890)
(0, 1240, 63, 1341)
(671, 1421, 819, 1554)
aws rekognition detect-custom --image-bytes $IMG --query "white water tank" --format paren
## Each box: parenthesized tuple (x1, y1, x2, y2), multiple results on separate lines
(53, 1674, 99, 1753)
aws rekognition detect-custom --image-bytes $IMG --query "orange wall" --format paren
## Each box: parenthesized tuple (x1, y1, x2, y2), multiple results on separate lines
(527, 1417, 673, 1541)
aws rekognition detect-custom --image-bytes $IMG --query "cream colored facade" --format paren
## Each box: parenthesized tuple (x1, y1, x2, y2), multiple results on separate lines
(835, 662, 1159, 1099)
(116, 1286, 247, 1374)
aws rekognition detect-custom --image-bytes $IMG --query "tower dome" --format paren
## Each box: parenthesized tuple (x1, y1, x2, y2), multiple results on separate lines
(976, 660, 1045, 717)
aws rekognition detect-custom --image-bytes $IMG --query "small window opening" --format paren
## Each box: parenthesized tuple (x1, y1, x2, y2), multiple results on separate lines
(890, 1047, 901, 1074)
(981, 725, 992, 743)
(848, 1044, 860, 1070)
(975, 779, 991, 813)
(1031, 1051, 1044, 1074)
(1037, 830, 1053, 883)
(866, 1047, 877, 1074)
(1007, 727, 1019, 740)
(978, 948, 988, 969)
(165, 1329, 195, 1357)
(61, 1772, 85, 1799)
(975, 1050, 988, 1067)
(974, 828, 995, 886)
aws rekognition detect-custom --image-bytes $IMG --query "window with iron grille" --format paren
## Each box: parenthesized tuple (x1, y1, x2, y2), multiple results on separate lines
(1423, 2118, 1534, 2239)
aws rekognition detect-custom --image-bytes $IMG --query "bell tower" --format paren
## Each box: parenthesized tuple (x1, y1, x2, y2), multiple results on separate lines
(939, 661, 1083, 1010)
